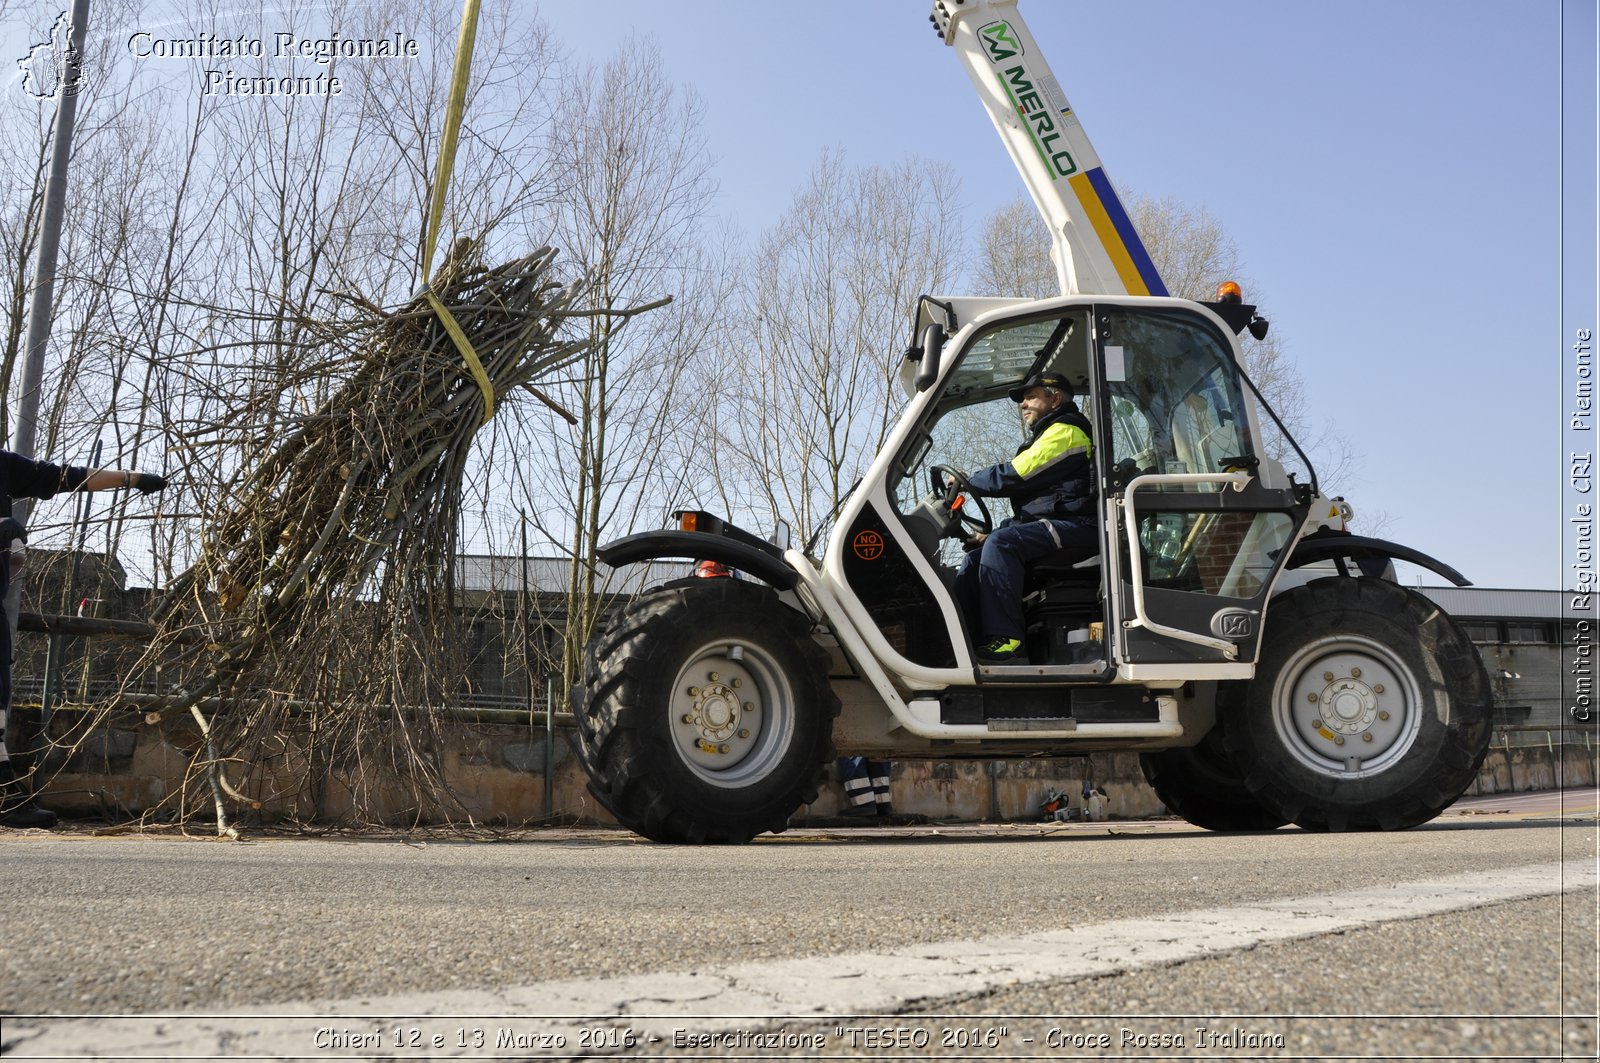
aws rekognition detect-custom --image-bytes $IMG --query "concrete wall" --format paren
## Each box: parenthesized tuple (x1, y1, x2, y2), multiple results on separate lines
(37, 713, 608, 827)
(30, 716, 1597, 828)
(801, 754, 1155, 822)
(1466, 734, 1599, 796)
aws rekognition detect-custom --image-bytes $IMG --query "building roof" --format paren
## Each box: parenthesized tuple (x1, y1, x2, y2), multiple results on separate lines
(454, 554, 692, 597)
(1414, 587, 1580, 621)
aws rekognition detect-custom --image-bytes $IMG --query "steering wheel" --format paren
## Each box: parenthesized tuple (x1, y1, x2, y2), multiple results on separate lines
(929, 464, 993, 537)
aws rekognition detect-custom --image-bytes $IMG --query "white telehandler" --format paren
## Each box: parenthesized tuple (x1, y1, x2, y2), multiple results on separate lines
(570, 0, 1490, 843)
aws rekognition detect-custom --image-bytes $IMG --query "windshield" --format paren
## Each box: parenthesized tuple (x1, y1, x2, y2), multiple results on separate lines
(890, 310, 1092, 535)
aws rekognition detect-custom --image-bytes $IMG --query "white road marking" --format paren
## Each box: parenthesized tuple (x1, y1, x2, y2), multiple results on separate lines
(6, 861, 1593, 1059)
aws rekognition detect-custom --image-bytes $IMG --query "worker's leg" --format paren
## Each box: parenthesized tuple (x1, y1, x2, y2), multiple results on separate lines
(866, 759, 892, 814)
(0, 608, 55, 828)
(975, 519, 1095, 640)
(837, 756, 876, 810)
(952, 547, 982, 639)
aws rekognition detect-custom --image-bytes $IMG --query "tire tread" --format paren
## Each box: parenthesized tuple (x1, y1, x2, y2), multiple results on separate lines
(571, 580, 838, 843)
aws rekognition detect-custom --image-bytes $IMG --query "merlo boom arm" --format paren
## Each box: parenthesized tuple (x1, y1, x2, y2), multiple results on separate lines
(931, 0, 1166, 298)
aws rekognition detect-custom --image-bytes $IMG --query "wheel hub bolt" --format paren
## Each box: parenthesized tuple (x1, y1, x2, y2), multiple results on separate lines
(738, 729, 750, 739)
(743, 701, 755, 712)
(1335, 736, 1346, 745)
(1323, 671, 1335, 681)
(1308, 694, 1319, 703)
(682, 714, 693, 724)
(1375, 684, 1386, 694)
(1312, 718, 1324, 729)
(1363, 732, 1373, 742)
(708, 672, 720, 682)
(732, 678, 742, 688)
(1351, 667, 1362, 678)
(1378, 710, 1390, 721)
(718, 743, 729, 754)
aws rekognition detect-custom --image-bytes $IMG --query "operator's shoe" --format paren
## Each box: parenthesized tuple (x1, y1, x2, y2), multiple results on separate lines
(839, 802, 878, 818)
(975, 636, 1022, 664)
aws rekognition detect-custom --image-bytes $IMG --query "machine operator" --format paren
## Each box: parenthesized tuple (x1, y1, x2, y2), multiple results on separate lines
(953, 371, 1096, 664)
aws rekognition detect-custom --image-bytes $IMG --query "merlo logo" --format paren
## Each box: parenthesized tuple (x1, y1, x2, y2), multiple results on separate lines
(978, 20, 1021, 63)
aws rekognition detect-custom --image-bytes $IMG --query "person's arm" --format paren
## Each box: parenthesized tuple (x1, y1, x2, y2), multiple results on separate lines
(964, 459, 1014, 498)
(4, 453, 165, 499)
(968, 423, 1090, 497)
(79, 468, 165, 494)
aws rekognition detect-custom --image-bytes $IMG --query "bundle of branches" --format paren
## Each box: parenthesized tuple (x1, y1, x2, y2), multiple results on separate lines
(135, 244, 599, 828)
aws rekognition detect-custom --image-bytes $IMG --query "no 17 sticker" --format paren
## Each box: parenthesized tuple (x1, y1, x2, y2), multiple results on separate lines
(852, 530, 885, 560)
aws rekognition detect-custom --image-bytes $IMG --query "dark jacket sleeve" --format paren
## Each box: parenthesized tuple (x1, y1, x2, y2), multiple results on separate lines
(2, 452, 84, 501)
(967, 421, 1092, 498)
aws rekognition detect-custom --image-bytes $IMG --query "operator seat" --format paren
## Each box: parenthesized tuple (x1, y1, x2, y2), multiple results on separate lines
(1024, 550, 1101, 600)
(1022, 552, 1102, 665)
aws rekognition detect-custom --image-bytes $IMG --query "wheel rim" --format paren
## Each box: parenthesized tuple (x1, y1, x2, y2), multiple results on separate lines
(669, 639, 796, 788)
(1271, 634, 1423, 780)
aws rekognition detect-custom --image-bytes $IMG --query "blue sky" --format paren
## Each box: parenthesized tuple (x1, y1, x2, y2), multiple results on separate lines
(534, 0, 1593, 592)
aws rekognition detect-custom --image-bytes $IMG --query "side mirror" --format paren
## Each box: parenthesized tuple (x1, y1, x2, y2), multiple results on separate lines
(913, 322, 945, 392)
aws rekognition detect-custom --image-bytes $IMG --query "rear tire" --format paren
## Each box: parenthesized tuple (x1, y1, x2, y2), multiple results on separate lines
(1140, 714, 1288, 832)
(572, 579, 838, 844)
(1220, 577, 1491, 832)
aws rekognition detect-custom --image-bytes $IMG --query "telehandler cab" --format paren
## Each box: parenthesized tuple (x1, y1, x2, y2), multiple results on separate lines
(569, 1, 1490, 844)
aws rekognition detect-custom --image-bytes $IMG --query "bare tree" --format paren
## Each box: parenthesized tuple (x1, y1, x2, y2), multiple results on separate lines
(506, 38, 718, 698)
(973, 198, 1056, 300)
(702, 150, 965, 550)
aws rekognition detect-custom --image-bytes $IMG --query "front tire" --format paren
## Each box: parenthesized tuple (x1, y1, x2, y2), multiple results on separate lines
(1221, 577, 1491, 832)
(573, 579, 838, 843)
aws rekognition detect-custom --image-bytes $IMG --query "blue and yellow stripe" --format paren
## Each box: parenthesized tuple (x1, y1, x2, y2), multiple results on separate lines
(1068, 167, 1168, 297)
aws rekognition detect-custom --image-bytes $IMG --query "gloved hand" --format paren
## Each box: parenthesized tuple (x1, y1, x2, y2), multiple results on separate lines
(0, 517, 27, 546)
(132, 472, 166, 494)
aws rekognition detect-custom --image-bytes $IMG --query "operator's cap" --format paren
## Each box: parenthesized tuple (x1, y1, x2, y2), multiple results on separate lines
(1008, 371, 1073, 403)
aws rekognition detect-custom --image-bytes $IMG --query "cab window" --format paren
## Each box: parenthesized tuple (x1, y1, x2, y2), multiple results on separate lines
(1100, 308, 1252, 484)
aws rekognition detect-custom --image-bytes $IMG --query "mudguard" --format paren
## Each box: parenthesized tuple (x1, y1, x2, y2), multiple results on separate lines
(598, 530, 801, 590)
(1286, 532, 1470, 587)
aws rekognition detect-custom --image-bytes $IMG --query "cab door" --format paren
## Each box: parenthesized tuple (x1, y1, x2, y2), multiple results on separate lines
(1093, 305, 1309, 667)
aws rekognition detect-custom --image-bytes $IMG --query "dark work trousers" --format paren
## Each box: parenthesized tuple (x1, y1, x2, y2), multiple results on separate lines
(954, 518, 1097, 642)
(837, 756, 891, 810)
(0, 604, 10, 767)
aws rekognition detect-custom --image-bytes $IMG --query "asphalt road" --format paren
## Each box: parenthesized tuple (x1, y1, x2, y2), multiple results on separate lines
(0, 789, 1594, 1061)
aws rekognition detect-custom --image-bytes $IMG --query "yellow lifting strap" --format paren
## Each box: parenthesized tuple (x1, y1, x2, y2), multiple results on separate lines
(420, 0, 495, 425)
